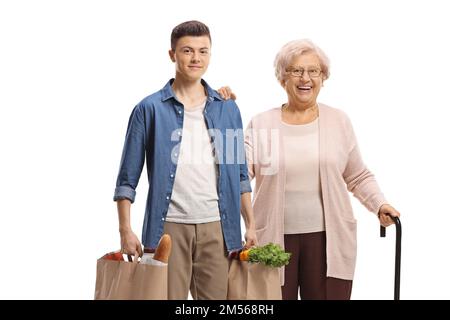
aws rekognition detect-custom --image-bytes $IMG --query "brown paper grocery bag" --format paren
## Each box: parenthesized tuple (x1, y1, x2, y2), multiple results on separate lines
(94, 253, 168, 300)
(227, 260, 282, 300)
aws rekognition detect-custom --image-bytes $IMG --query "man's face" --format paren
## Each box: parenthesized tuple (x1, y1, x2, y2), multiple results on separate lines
(169, 35, 211, 81)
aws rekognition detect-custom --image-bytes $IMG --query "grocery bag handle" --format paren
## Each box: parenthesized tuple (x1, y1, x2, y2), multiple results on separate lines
(380, 215, 402, 300)
(126, 254, 140, 264)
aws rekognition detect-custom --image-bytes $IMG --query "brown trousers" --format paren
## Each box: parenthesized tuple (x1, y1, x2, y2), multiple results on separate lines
(282, 231, 353, 300)
(162, 221, 229, 300)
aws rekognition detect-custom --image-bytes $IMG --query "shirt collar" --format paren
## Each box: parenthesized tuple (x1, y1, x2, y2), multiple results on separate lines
(161, 78, 223, 102)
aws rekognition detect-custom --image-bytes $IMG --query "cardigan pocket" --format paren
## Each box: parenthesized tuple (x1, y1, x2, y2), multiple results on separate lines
(256, 225, 267, 234)
(341, 217, 357, 225)
(255, 225, 272, 246)
(338, 218, 357, 261)
(253, 200, 270, 230)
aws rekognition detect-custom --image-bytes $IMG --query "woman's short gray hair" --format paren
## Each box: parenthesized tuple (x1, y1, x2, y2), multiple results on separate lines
(274, 39, 330, 85)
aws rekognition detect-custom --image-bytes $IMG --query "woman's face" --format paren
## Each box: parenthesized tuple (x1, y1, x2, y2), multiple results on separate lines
(283, 52, 323, 108)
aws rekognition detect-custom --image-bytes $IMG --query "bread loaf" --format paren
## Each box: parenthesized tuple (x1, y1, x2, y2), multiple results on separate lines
(153, 234, 172, 263)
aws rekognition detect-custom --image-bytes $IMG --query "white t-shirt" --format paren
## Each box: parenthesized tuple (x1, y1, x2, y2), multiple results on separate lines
(166, 101, 221, 224)
(282, 118, 325, 234)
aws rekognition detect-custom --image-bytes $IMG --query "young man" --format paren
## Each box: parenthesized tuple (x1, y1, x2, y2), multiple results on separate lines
(113, 20, 257, 300)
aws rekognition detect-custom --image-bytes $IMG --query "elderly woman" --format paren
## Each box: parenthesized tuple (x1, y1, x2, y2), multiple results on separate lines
(240, 39, 401, 300)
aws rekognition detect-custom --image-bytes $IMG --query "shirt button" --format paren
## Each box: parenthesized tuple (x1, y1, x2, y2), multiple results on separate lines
(166, 196, 170, 200)
(170, 174, 174, 178)
(178, 110, 182, 114)
(161, 217, 165, 221)
(177, 131, 181, 135)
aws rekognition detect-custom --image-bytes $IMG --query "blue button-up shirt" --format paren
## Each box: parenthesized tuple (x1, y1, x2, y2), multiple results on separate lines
(113, 79, 251, 252)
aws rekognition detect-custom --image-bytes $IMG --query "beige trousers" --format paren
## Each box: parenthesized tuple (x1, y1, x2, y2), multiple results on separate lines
(163, 221, 229, 300)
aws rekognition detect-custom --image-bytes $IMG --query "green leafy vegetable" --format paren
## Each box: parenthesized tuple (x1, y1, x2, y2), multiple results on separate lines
(248, 243, 291, 268)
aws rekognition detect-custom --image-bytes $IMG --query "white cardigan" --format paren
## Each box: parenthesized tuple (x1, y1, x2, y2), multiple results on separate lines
(245, 104, 387, 283)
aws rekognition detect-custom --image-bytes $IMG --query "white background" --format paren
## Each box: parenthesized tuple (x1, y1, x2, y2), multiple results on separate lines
(1, 0, 449, 299)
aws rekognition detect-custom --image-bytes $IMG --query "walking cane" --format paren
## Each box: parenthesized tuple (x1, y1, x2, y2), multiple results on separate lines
(380, 215, 402, 300)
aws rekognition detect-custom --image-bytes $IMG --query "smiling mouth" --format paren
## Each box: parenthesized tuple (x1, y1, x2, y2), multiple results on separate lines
(296, 85, 312, 91)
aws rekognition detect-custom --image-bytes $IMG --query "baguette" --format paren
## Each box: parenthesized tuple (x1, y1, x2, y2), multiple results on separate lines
(153, 234, 172, 263)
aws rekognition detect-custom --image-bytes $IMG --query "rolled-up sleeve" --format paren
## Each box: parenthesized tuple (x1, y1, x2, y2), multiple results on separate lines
(240, 179, 252, 194)
(114, 185, 136, 203)
(113, 105, 146, 203)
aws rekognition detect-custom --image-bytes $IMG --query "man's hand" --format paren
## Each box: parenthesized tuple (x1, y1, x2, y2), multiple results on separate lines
(244, 228, 258, 249)
(120, 229, 143, 258)
(217, 86, 236, 100)
(378, 204, 401, 227)
(240, 192, 257, 248)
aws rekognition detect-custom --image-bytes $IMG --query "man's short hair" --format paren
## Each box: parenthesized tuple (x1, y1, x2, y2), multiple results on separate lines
(171, 20, 211, 51)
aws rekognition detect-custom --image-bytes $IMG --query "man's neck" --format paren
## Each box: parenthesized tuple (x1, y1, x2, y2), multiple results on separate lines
(172, 76, 207, 110)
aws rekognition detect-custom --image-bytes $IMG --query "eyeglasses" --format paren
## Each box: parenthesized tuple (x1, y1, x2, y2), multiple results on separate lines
(286, 67, 322, 78)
